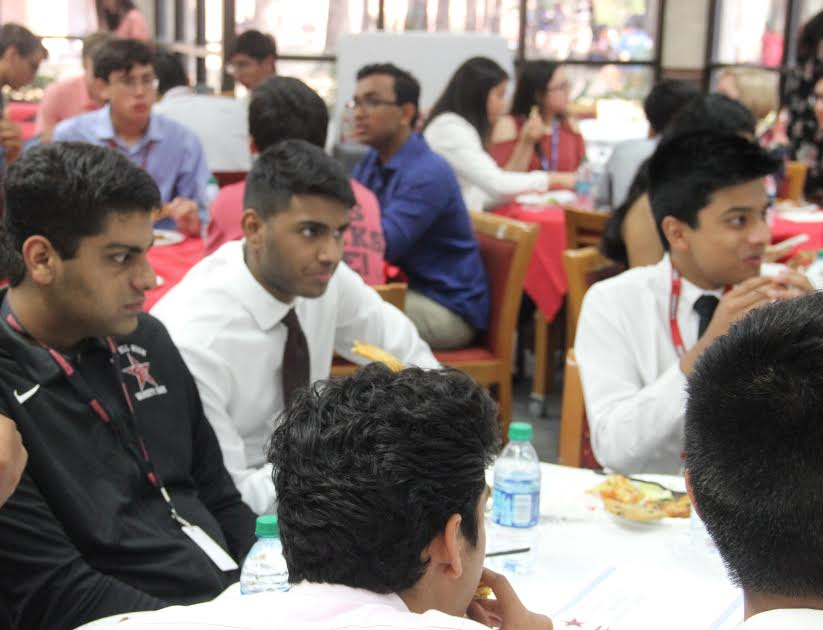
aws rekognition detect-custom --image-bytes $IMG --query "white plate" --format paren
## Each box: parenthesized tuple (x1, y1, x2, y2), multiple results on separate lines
(515, 190, 578, 206)
(778, 210, 823, 223)
(152, 228, 185, 246)
(775, 201, 818, 214)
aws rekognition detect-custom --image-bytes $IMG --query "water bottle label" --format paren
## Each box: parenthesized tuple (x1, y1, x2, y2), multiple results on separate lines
(492, 487, 539, 528)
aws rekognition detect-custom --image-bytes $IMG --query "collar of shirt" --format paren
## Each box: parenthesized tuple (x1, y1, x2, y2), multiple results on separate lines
(664, 254, 724, 312)
(162, 85, 193, 101)
(90, 104, 164, 152)
(289, 581, 410, 612)
(227, 240, 300, 331)
(739, 608, 823, 628)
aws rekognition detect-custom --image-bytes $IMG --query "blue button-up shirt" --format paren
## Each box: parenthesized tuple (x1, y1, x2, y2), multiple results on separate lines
(53, 105, 210, 225)
(353, 133, 489, 330)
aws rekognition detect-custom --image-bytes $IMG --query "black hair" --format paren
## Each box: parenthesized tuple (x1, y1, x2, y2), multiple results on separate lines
(249, 76, 328, 151)
(648, 131, 779, 248)
(509, 60, 560, 118)
(356, 63, 421, 127)
(643, 79, 701, 134)
(244, 139, 355, 220)
(1, 142, 161, 286)
(686, 292, 823, 597)
(81, 31, 113, 61)
(0, 23, 42, 58)
(153, 48, 189, 96)
(96, 0, 137, 31)
(425, 56, 509, 143)
(229, 30, 277, 61)
(269, 363, 500, 592)
(93, 38, 154, 82)
(796, 10, 823, 64)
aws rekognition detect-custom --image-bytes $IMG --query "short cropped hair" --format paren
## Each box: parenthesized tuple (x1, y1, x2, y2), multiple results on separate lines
(686, 292, 823, 597)
(153, 48, 188, 96)
(356, 63, 421, 126)
(0, 23, 42, 58)
(510, 60, 560, 118)
(648, 131, 778, 248)
(425, 56, 509, 143)
(81, 31, 113, 61)
(249, 76, 328, 151)
(643, 79, 700, 134)
(244, 139, 355, 220)
(664, 93, 756, 140)
(93, 38, 154, 82)
(1, 142, 161, 286)
(229, 30, 277, 60)
(270, 364, 500, 592)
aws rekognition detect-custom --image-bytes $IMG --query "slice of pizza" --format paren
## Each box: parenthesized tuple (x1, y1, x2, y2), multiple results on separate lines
(351, 340, 404, 372)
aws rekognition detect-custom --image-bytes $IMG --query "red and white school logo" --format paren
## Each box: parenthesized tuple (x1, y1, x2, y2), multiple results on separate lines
(121, 352, 167, 401)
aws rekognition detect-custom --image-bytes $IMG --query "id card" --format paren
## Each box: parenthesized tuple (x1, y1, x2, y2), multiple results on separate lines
(182, 525, 240, 571)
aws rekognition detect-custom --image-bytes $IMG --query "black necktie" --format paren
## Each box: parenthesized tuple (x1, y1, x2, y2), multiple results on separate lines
(693, 295, 720, 339)
(281, 309, 310, 406)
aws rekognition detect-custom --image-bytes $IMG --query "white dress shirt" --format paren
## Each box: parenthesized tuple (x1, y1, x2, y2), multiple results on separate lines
(575, 255, 722, 474)
(738, 608, 823, 628)
(423, 112, 548, 211)
(153, 87, 251, 172)
(80, 582, 488, 629)
(151, 241, 438, 514)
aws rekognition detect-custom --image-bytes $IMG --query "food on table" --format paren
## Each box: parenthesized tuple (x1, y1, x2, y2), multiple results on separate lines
(588, 474, 690, 522)
(151, 204, 172, 222)
(351, 340, 404, 372)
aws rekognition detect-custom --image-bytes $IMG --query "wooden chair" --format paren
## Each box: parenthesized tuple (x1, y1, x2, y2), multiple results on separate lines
(531, 207, 610, 413)
(558, 247, 623, 468)
(435, 212, 538, 441)
(330, 283, 408, 377)
(213, 171, 248, 188)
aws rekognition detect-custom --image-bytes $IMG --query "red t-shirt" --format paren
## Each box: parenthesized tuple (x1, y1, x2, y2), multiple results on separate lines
(488, 115, 586, 176)
(205, 178, 386, 286)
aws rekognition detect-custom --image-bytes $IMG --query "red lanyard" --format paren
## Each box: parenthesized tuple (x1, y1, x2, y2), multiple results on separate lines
(106, 138, 155, 171)
(3, 304, 191, 528)
(669, 266, 687, 359)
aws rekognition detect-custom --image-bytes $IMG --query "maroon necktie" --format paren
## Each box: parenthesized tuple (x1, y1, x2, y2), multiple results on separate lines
(281, 309, 310, 406)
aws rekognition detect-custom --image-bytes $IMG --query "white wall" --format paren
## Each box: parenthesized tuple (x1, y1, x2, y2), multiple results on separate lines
(661, 0, 711, 71)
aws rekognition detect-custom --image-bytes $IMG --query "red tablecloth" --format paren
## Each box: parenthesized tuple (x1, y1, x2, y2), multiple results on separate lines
(493, 203, 567, 321)
(145, 236, 205, 310)
(771, 215, 823, 256)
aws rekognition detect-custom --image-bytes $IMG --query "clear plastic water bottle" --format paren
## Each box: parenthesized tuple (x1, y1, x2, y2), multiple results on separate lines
(240, 515, 290, 594)
(492, 422, 541, 575)
(574, 158, 594, 207)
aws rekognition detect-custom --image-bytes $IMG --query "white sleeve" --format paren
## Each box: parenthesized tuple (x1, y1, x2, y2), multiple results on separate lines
(425, 115, 548, 206)
(177, 342, 275, 515)
(575, 284, 688, 473)
(332, 265, 440, 369)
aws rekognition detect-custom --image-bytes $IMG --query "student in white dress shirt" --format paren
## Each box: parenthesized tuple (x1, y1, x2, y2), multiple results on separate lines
(576, 131, 812, 474)
(151, 140, 438, 514)
(423, 56, 550, 211)
(93, 365, 552, 630)
(685, 293, 823, 629)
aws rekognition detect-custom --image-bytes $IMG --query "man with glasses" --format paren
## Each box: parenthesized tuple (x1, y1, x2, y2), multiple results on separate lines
(351, 63, 489, 350)
(53, 38, 209, 237)
(227, 30, 277, 92)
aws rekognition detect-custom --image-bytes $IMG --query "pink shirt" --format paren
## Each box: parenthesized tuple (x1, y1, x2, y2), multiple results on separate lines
(34, 75, 101, 134)
(206, 178, 386, 286)
(85, 582, 488, 629)
(114, 9, 150, 40)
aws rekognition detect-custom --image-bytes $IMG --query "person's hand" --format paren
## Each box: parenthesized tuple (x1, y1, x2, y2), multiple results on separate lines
(167, 197, 201, 237)
(0, 119, 23, 164)
(519, 106, 545, 145)
(769, 268, 814, 299)
(0, 414, 27, 507)
(548, 172, 576, 190)
(466, 568, 553, 629)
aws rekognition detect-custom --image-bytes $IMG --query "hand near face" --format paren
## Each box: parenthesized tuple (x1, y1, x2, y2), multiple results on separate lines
(167, 197, 201, 237)
(768, 268, 814, 300)
(466, 568, 553, 629)
(0, 119, 23, 164)
(0, 414, 27, 507)
(520, 106, 545, 145)
(701, 276, 775, 345)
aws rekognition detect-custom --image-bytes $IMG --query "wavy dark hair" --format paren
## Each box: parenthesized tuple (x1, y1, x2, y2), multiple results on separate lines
(510, 60, 561, 118)
(269, 364, 500, 592)
(424, 56, 508, 143)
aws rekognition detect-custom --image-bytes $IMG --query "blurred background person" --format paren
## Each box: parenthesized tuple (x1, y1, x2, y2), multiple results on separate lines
(97, 0, 150, 40)
(228, 30, 277, 92)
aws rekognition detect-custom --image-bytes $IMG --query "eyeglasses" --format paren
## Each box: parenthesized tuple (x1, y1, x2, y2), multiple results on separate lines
(345, 97, 399, 112)
(547, 81, 571, 93)
(112, 75, 159, 92)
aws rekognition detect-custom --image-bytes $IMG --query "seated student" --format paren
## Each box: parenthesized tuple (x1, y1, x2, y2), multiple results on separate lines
(0, 142, 255, 629)
(151, 140, 438, 515)
(228, 30, 276, 92)
(351, 63, 489, 348)
(685, 293, 823, 628)
(152, 48, 251, 174)
(53, 38, 209, 236)
(34, 32, 111, 141)
(594, 79, 699, 209)
(205, 76, 385, 286)
(576, 132, 812, 475)
(489, 60, 584, 189)
(92, 364, 553, 630)
(423, 56, 550, 211)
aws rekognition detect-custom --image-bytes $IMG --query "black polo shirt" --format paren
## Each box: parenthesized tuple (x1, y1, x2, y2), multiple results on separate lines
(0, 298, 256, 630)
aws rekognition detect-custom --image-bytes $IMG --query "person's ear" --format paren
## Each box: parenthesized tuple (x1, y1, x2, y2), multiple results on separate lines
(684, 469, 702, 520)
(249, 137, 258, 155)
(399, 103, 416, 128)
(661, 215, 691, 254)
(241, 208, 264, 243)
(21, 235, 60, 286)
(426, 513, 464, 579)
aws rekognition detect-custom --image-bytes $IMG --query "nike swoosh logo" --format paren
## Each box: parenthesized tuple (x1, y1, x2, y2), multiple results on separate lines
(14, 384, 40, 404)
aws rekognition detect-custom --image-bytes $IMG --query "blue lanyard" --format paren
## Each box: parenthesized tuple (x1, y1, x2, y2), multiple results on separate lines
(537, 119, 561, 172)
